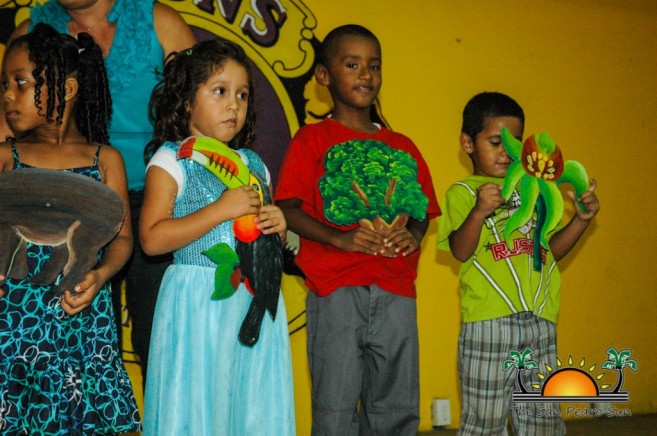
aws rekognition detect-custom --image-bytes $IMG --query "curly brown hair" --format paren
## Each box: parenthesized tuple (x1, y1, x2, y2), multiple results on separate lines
(146, 38, 256, 160)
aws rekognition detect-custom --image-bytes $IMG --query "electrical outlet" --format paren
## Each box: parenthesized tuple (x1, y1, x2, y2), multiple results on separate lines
(431, 398, 451, 427)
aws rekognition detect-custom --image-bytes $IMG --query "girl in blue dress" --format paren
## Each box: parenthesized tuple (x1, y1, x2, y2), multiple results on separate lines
(140, 39, 295, 435)
(0, 24, 140, 435)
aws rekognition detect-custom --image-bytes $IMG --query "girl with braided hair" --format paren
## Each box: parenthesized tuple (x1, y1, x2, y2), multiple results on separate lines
(0, 23, 140, 434)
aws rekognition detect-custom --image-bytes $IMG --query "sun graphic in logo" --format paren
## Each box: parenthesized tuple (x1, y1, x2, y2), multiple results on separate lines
(506, 347, 637, 403)
(535, 356, 606, 397)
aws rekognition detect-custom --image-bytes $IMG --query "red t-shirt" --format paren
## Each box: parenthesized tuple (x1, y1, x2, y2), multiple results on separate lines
(275, 118, 441, 297)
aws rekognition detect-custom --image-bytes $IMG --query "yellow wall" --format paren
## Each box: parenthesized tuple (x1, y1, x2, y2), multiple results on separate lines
(3, 1, 655, 433)
(285, 1, 657, 433)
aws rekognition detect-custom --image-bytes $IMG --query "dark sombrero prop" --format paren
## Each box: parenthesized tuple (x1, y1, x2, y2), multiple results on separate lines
(0, 168, 124, 295)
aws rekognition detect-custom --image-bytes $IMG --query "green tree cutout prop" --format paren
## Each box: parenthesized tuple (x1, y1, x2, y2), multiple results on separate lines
(601, 347, 637, 393)
(504, 347, 539, 393)
(319, 139, 428, 256)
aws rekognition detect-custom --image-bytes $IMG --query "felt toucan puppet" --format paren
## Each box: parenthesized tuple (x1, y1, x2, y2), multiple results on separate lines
(177, 136, 283, 347)
(500, 128, 589, 271)
(0, 169, 124, 295)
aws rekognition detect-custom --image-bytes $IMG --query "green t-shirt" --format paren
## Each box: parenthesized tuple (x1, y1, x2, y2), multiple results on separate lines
(437, 175, 561, 323)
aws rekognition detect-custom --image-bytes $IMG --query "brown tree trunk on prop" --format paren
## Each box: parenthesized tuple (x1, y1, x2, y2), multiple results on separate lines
(359, 214, 409, 257)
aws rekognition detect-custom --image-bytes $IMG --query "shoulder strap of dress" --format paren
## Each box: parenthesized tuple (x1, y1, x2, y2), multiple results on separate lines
(9, 139, 20, 165)
(93, 143, 103, 166)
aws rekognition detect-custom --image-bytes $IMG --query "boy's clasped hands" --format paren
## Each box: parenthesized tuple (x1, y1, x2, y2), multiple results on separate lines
(336, 225, 421, 257)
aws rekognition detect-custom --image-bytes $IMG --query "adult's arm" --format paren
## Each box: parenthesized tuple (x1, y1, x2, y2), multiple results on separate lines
(153, 2, 196, 58)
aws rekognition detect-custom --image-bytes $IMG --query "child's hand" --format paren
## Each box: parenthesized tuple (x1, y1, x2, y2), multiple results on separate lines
(383, 228, 421, 257)
(474, 183, 506, 218)
(335, 227, 384, 256)
(255, 204, 287, 239)
(567, 178, 600, 222)
(218, 185, 262, 220)
(60, 270, 103, 315)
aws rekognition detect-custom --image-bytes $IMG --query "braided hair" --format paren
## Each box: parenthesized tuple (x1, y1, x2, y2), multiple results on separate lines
(146, 38, 256, 160)
(7, 23, 112, 144)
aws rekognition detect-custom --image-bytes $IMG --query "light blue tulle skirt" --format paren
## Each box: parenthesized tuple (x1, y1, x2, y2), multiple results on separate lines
(143, 264, 295, 435)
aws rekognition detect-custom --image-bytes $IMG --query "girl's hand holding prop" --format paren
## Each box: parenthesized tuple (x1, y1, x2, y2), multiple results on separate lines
(0, 169, 124, 297)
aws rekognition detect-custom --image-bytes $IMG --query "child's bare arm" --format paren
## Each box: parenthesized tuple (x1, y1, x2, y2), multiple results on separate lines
(549, 179, 600, 261)
(278, 198, 384, 256)
(0, 146, 18, 297)
(140, 166, 261, 255)
(449, 183, 506, 262)
(61, 147, 133, 315)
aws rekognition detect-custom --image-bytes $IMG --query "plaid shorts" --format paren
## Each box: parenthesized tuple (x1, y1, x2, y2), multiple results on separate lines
(458, 312, 566, 436)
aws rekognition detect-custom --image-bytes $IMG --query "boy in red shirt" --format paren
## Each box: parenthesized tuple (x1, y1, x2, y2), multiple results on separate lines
(276, 24, 440, 435)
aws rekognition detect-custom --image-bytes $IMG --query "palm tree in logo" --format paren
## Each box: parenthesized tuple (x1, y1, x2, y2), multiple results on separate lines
(504, 347, 538, 393)
(601, 347, 637, 393)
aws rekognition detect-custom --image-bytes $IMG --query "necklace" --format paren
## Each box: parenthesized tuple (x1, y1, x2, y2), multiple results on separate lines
(69, 11, 109, 36)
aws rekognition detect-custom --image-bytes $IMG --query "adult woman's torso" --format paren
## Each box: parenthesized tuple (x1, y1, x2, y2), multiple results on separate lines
(30, 0, 164, 191)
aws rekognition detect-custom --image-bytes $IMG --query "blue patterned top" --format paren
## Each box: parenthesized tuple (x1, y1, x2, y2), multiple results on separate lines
(159, 141, 269, 268)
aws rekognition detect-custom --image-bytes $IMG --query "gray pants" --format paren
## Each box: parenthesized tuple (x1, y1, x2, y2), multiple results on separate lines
(307, 285, 420, 436)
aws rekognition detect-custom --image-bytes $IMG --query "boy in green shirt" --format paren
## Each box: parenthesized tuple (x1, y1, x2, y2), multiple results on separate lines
(437, 92, 600, 435)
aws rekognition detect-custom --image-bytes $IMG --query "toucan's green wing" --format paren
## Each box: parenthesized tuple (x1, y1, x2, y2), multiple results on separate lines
(203, 243, 241, 300)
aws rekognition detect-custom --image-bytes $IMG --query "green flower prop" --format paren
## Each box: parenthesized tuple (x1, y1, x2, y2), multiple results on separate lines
(500, 128, 589, 253)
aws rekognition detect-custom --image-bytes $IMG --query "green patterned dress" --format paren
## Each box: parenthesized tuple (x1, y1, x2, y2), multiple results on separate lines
(0, 143, 141, 435)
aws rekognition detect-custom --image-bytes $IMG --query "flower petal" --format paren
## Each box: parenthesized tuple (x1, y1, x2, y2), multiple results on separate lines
(557, 160, 590, 212)
(537, 179, 564, 249)
(501, 161, 525, 200)
(501, 127, 522, 160)
(505, 176, 538, 247)
(557, 160, 589, 196)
